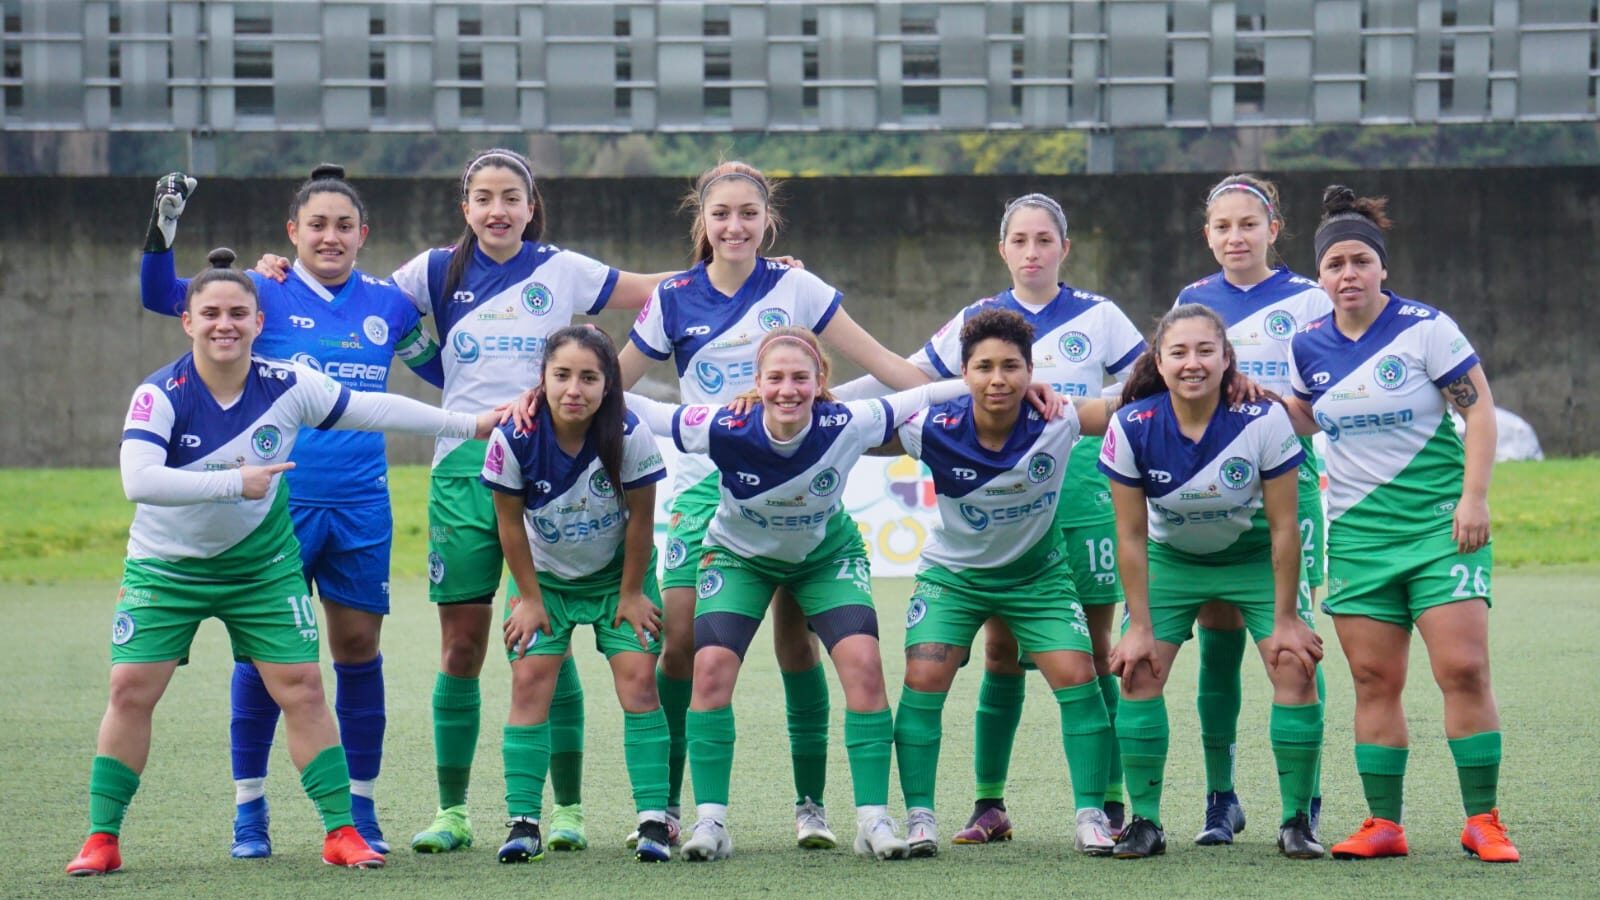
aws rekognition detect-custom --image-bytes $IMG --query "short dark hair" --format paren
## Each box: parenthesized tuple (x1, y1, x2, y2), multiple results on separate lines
(959, 308, 1034, 368)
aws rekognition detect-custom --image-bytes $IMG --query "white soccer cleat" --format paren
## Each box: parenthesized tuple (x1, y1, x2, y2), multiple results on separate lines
(681, 817, 732, 862)
(795, 798, 838, 849)
(1075, 807, 1116, 856)
(853, 812, 911, 861)
(906, 807, 939, 858)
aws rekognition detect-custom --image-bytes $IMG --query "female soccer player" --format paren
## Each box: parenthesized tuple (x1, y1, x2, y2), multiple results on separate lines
(140, 165, 443, 858)
(627, 327, 970, 862)
(836, 193, 1145, 842)
(1283, 186, 1517, 863)
(1101, 303, 1325, 861)
(482, 327, 673, 864)
(1174, 174, 1333, 845)
(68, 249, 495, 877)
(883, 308, 1119, 857)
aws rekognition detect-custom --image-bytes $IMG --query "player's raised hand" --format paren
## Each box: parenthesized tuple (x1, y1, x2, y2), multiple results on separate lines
(239, 462, 295, 499)
(254, 252, 292, 283)
(144, 172, 197, 254)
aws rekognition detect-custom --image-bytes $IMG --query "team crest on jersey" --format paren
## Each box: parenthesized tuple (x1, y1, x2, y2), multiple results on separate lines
(666, 538, 688, 569)
(698, 568, 725, 599)
(757, 308, 790, 331)
(428, 552, 445, 583)
(589, 470, 616, 498)
(533, 516, 561, 543)
(252, 425, 284, 460)
(906, 597, 928, 628)
(1374, 355, 1407, 390)
(809, 467, 841, 496)
(1027, 452, 1056, 483)
(522, 283, 555, 315)
(111, 611, 136, 645)
(363, 315, 390, 345)
(1059, 331, 1092, 363)
(1265, 310, 1296, 340)
(959, 503, 989, 531)
(1219, 456, 1255, 489)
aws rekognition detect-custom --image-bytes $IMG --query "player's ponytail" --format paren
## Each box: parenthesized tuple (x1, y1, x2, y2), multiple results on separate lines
(542, 325, 626, 496)
(289, 162, 367, 225)
(184, 247, 257, 310)
(1120, 304, 1238, 406)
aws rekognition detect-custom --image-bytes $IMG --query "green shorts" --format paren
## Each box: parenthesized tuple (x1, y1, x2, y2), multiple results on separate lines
(113, 557, 320, 665)
(661, 474, 718, 591)
(427, 465, 504, 604)
(695, 513, 873, 621)
(1299, 491, 1327, 589)
(907, 561, 1091, 656)
(1060, 520, 1124, 607)
(1325, 531, 1492, 629)
(1143, 545, 1311, 646)
(504, 552, 663, 661)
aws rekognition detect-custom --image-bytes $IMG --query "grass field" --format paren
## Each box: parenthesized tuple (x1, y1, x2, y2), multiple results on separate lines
(3, 463, 1598, 897)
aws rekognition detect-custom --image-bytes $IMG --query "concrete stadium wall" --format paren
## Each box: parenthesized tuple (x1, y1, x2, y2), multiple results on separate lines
(1, 167, 1593, 466)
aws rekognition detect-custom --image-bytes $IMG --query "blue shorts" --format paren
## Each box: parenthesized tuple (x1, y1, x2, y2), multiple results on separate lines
(290, 502, 392, 615)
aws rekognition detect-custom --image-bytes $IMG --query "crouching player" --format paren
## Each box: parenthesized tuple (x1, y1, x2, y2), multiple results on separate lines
(68, 249, 494, 876)
(884, 309, 1119, 857)
(482, 326, 674, 863)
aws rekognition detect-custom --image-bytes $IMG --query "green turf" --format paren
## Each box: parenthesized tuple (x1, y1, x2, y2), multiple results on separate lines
(7, 568, 1593, 896)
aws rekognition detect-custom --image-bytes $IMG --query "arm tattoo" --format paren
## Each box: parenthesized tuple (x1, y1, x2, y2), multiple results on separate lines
(1445, 374, 1479, 409)
(906, 643, 957, 662)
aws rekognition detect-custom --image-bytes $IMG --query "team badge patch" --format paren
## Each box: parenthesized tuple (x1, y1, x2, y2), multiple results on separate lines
(1219, 456, 1255, 489)
(1059, 331, 1092, 363)
(428, 552, 445, 584)
(809, 467, 841, 496)
(1374, 355, 1407, 390)
(757, 308, 790, 331)
(1265, 309, 1296, 340)
(906, 597, 928, 628)
(666, 538, 688, 569)
(522, 283, 554, 315)
(1027, 452, 1056, 483)
(111, 611, 136, 645)
(697, 568, 725, 599)
(252, 425, 284, 460)
(589, 470, 615, 498)
(362, 315, 390, 345)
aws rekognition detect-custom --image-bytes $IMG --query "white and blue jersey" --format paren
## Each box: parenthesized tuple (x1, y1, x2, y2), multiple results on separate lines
(140, 254, 443, 506)
(628, 258, 842, 493)
(1099, 394, 1304, 564)
(899, 397, 1081, 580)
(479, 408, 666, 582)
(1175, 267, 1331, 396)
(392, 241, 619, 473)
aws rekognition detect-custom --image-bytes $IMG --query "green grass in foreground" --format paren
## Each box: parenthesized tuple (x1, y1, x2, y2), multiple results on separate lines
(1, 458, 1597, 583)
(6, 569, 1595, 897)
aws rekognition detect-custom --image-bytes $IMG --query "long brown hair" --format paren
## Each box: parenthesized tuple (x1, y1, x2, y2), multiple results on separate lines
(682, 161, 782, 266)
(541, 325, 625, 496)
(1120, 304, 1239, 406)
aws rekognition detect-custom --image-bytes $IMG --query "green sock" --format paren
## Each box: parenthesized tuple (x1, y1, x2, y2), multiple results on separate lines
(1354, 743, 1408, 822)
(548, 656, 585, 807)
(845, 708, 894, 807)
(687, 705, 736, 807)
(1448, 731, 1502, 816)
(432, 672, 480, 809)
(782, 664, 830, 805)
(87, 755, 140, 836)
(624, 708, 671, 814)
(299, 745, 355, 832)
(1098, 674, 1124, 805)
(1116, 696, 1170, 828)
(1196, 626, 1246, 793)
(974, 672, 1025, 800)
(656, 669, 692, 809)
(894, 687, 946, 810)
(1056, 682, 1111, 811)
(1312, 664, 1326, 799)
(502, 723, 550, 821)
(1270, 702, 1324, 824)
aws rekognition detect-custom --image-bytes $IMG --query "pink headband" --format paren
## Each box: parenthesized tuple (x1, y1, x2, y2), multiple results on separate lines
(758, 334, 823, 370)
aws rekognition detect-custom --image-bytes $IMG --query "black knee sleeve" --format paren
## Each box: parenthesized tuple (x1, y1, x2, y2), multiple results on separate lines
(808, 604, 879, 653)
(694, 612, 762, 661)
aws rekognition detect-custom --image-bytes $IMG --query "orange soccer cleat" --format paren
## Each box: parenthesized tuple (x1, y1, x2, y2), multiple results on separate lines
(1461, 809, 1520, 863)
(323, 825, 385, 869)
(66, 832, 122, 876)
(1331, 817, 1409, 859)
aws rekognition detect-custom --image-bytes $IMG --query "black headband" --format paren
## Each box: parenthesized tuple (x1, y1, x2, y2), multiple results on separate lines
(1314, 215, 1388, 269)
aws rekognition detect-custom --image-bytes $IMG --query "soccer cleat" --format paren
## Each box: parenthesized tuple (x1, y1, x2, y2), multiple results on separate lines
(1309, 795, 1322, 841)
(853, 813, 911, 861)
(66, 832, 122, 876)
(1277, 812, 1326, 859)
(795, 798, 838, 849)
(231, 796, 272, 859)
(906, 808, 939, 858)
(1330, 817, 1408, 860)
(1074, 808, 1116, 856)
(351, 794, 390, 855)
(635, 819, 673, 862)
(627, 810, 681, 849)
(1194, 790, 1246, 845)
(323, 825, 385, 868)
(1461, 809, 1520, 863)
(681, 817, 733, 862)
(952, 805, 1014, 844)
(546, 803, 588, 851)
(497, 818, 544, 864)
(1113, 816, 1167, 859)
(1104, 800, 1127, 838)
(411, 805, 473, 853)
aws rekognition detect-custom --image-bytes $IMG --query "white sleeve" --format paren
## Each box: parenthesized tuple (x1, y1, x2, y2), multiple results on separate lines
(897, 413, 927, 460)
(1098, 413, 1142, 485)
(390, 249, 434, 315)
(831, 347, 942, 401)
(121, 439, 243, 505)
(480, 427, 524, 492)
(628, 285, 673, 360)
(879, 379, 969, 424)
(1287, 338, 1310, 400)
(333, 389, 478, 438)
(1257, 405, 1305, 478)
(621, 421, 668, 489)
(624, 392, 681, 440)
(1426, 312, 1479, 387)
(553, 247, 620, 315)
(921, 311, 967, 379)
(1102, 304, 1148, 376)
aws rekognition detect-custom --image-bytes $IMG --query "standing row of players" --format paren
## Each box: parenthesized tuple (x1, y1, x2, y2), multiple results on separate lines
(65, 153, 1515, 876)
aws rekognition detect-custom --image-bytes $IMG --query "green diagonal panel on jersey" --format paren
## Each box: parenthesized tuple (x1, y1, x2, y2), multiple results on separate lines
(1328, 416, 1465, 551)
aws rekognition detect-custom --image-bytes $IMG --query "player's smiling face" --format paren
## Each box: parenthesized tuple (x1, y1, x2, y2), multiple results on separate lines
(703, 178, 768, 266)
(543, 342, 607, 431)
(1204, 190, 1279, 285)
(288, 190, 367, 285)
(963, 337, 1030, 417)
(1157, 316, 1228, 403)
(183, 281, 262, 366)
(462, 164, 534, 263)
(1319, 239, 1388, 318)
(999, 206, 1068, 295)
(757, 344, 819, 436)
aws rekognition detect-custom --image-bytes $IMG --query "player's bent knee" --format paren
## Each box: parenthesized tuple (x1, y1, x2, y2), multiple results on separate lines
(1033, 650, 1096, 690)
